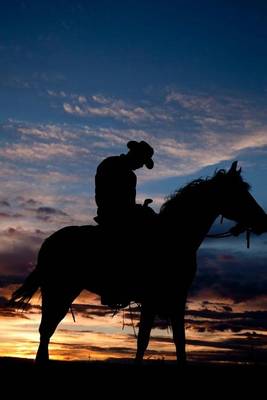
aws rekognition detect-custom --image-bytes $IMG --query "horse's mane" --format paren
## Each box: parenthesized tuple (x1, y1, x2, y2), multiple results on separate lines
(160, 168, 250, 214)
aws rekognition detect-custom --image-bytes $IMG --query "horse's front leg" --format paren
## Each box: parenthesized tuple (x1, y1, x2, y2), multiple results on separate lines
(135, 304, 155, 363)
(170, 303, 187, 366)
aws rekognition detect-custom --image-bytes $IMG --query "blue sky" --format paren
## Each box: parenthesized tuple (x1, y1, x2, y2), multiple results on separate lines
(1, 0, 267, 363)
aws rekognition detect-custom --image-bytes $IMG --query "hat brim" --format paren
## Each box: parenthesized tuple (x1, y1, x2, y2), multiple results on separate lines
(145, 159, 154, 169)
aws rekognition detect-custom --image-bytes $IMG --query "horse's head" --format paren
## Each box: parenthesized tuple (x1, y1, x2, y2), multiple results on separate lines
(215, 161, 267, 235)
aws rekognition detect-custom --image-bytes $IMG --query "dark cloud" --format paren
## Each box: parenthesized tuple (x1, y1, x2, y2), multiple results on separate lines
(0, 212, 22, 218)
(188, 348, 267, 364)
(25, 198, 39, 206)
(126, 306, 267, 334)
(0, 247, 36, 276)
(72, 303, 116, 318)
(0, 295, 32, 318)
(190, 247, 267, 303)
(36, 206, 69, 222)
(18, 198, 41, 210)
(37, 206, 68, 216)
(223, 305, 233, 312)
(49, 341, 137, 356)
(37, 206, 67, 215)
(201, 300, 233, 312)
(0, 200, 10, 207)
(49, 340, 176, 359)
(0, 275, 25, 287)
(186, 334, 267, 353)
(0, 295, 17, 316)
(148, 332, 267, 363)
(0, 228, 44, 276)
(0, 196, 40, 210)
(184, 308, 267, 334)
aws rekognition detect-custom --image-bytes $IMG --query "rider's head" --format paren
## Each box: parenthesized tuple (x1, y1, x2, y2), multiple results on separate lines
(126, 140, 154, 170)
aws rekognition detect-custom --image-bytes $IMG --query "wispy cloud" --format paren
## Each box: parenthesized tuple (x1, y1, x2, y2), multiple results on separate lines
(63, 94, 173, 123)
(3, 118, 267, 184)
(63, 102, 156, 122)
(0, 142, 90, 161)
(166, 91, 218, 113)
(16, 124, 77, 141)
(145, 129, 267, 180)
(165, 90, 267, 133)
(47, 89, 67, 98)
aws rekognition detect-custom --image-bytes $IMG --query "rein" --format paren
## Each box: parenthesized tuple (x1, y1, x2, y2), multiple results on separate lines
(206, 225, 251, 249)
(206, 231, 233, 239)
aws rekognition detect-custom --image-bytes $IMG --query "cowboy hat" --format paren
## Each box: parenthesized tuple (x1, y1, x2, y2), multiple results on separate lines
(127, 140, 154, 169)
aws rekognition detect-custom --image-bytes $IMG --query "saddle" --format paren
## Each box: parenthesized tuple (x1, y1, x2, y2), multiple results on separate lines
(94, 200, 157, 234)
(93, 201, 157, 309)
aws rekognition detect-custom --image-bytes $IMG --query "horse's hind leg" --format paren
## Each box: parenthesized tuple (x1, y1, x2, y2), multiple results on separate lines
(36, 287, 80, 364)
(135, 304, 155, 363)
(170, 297, 187, 366)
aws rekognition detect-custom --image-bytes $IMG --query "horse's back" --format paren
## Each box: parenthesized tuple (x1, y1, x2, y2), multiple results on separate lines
(47, 224, 96, 238)
(37, 224, 98, 266)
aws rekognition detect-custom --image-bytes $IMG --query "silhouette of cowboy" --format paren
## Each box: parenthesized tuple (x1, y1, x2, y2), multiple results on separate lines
(94, 140, 156, 308)
(94, 140, 155, 228)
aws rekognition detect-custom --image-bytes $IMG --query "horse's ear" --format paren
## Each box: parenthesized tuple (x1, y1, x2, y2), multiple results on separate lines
(228, 161, 239, 175)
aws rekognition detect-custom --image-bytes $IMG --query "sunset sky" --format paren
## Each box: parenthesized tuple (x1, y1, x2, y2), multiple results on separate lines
(1, 0, 267, 363)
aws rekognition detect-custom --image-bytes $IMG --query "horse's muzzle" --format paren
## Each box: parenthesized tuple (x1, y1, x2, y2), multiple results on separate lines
(251, 214, 267, 235)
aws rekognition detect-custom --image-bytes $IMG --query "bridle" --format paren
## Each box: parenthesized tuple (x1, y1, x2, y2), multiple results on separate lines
(206, 216, 252, 248)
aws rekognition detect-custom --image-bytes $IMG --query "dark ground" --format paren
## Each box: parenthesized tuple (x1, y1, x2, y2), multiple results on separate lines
(0, 357, 266, 396)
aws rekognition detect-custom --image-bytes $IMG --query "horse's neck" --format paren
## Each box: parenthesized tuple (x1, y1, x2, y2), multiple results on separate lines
(190, 209, 218, 249)
(162, 194, 219, 250)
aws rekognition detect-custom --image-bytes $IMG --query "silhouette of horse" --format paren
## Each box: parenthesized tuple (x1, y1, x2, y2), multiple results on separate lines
(10, 161, 267, 364)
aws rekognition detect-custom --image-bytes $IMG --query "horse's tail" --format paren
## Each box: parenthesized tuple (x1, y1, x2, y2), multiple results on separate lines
(9, 266, 40, 309)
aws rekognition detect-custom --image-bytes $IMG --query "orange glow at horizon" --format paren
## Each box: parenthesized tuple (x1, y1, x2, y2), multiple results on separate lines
(1, 290, 267, 362)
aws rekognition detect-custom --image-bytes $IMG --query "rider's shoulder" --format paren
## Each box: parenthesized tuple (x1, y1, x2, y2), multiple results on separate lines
(97, 155, 122, 171)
